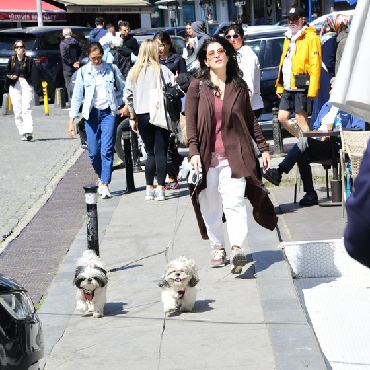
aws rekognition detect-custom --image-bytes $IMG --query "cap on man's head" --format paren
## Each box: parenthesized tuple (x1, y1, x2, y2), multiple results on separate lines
(287, 6, 305, 19)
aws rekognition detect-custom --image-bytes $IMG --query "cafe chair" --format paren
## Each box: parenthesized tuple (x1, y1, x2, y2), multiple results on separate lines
(340, 130, 370, 217)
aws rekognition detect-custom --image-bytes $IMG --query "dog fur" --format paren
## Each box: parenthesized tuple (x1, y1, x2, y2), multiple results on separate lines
(159, 255, 199, 313)
(73, 250, 108, 318)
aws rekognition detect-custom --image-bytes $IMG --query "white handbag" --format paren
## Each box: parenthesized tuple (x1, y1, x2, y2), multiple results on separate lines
(149, 73, 168, 130)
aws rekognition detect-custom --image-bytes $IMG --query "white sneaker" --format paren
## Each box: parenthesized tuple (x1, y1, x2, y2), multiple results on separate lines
(145, 188, 155, 201)
(101, 186, 112, 199)
(96, 179, 103, 195)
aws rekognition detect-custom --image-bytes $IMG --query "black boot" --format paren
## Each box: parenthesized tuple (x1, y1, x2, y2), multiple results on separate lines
(299, 191, 318, 206)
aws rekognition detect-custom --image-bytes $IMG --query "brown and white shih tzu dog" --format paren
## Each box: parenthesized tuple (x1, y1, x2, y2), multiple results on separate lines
(159, 255, 199, 314)
(73, 250, 108, 318)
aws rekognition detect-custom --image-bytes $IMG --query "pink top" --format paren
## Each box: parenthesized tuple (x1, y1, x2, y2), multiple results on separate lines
(210, 96, 229, 168)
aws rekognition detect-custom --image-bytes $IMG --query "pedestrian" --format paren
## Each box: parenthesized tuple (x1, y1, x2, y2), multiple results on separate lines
(275, 5, 321, 136)
(68, 42, 126, 199)
(119, 21, 139, 56)
(108, 36, 133, 81)
(225, 23, 264, 181)
(99, 23, 116, 48)
(334, 14, 350, 75)
(182, 22, 198, 60)
(311, 14, 348, 123)
(185, 36, 277, 273)
(4, 39, 41, 141)
(124, 40, 175, 201)
(262, 79, 365, 206)
(153, 31, 187, 189)
(344, 140, 370, 268)
(59, 27, 82, 103)
(89, 17, 107, 43)
(191, 20, 210, 49)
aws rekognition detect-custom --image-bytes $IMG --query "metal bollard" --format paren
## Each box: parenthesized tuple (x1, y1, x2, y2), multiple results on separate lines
(42, 81, 49, 116)
(1, 93, 13, 115)
(123, 134, 136, 192)
(272, 107, 283, 155)
(83, 185, 100, 256)
(130, 131, 143, 173)
(54, 87, 66, 109)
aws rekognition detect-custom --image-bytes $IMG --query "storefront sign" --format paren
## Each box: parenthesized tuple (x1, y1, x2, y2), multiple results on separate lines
(67, 5, 155, 14)
(0, 12, 66, 22)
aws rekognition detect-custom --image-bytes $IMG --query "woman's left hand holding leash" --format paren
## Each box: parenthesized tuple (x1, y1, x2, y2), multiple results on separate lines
(68, 118, 76, 138)
(261, 151, 271, 171)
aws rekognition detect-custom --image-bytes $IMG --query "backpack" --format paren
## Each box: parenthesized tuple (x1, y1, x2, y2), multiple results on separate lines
(110, 48, 131, 80)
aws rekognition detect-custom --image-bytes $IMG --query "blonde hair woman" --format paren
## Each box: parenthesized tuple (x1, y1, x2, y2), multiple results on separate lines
(124, 40, 175, 201)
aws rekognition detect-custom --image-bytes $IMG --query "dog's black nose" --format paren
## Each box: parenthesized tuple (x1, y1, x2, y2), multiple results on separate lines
(87, 278, 92, 282)
(176, 273, 180, 276)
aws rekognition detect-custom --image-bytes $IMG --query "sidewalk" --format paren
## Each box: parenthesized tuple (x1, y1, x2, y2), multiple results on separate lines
(39, 163, 328, 370)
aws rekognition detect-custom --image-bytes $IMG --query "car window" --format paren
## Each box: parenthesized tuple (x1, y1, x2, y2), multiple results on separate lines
(0, 34, 36, 51)
(37, 31, 62, 50)
(171, 37, 185, 55)
(264, 38, 284, 68)
(72, 29, 90, 50)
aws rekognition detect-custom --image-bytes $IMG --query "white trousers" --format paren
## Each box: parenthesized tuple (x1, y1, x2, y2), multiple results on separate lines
(199, 166, 248, 249)
(9, 78, 34, 135)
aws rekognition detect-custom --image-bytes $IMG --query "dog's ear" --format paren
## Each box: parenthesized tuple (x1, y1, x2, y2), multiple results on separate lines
(188, 276, 199, 287)
(158, 277, 169, 288)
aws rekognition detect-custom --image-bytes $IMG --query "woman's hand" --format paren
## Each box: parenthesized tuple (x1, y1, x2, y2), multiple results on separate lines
(68, 118, 76, 138)
(261, 151, 271, 171)
(119, 104, 130, 117)
(130, 119, 138, 133)
(190, 154, 202, 174)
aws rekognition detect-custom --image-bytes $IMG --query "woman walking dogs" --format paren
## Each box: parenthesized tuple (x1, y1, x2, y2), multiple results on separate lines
(185, 36, 277, 274)
(124, 40, 175, 201)
(68, 42, 125, 199)
(4, 40, 41, 141)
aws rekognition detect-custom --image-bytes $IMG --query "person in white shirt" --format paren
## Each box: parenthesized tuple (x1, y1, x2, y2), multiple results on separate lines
(224, 24, 264, 118)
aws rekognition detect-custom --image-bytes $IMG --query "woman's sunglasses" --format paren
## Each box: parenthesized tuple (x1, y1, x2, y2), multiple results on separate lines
(225, 34, 240, 40)
(207, 48, 226, 58)
(15, 45, 25, 49)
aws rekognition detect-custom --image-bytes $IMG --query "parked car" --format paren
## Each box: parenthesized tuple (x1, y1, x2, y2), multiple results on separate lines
(0, 273, 44, 370)
(0, 26, 90, 105)
(243, 26, 286, 133)
(211, 21, 248, 37)
(133, 34, 185, 56)
(131, 26, 186, 37)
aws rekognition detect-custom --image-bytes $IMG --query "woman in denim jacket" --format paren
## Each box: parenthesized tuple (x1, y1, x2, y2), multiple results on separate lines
(68, 42, 125, 199)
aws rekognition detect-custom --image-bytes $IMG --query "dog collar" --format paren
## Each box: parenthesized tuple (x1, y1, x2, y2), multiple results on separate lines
(82, 289, 95, 301)
(178, 290, 185, 299)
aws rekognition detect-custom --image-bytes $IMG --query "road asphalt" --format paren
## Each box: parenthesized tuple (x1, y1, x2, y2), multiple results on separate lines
(2, 105, 369, 370)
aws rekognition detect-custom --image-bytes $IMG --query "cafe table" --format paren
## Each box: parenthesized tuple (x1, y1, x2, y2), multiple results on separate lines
(302, 130, 342, 206)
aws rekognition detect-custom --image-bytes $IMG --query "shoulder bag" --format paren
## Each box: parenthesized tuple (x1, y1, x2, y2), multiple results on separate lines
(160, 69, 184, 122)
(149, 72, 168, 130)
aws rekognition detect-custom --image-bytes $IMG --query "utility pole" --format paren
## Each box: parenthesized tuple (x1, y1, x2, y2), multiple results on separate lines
(36, 0, 44, 26)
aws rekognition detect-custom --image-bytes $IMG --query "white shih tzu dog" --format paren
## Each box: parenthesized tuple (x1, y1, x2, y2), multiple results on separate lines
(73, 250, 108, 318)
(159, 255, 199, 314)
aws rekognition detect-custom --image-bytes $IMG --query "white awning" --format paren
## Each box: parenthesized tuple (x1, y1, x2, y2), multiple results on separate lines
(54, 0, 155, 13)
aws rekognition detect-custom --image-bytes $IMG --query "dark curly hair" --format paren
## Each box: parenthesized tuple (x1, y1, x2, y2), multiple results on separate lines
(195, 36, 245, 92)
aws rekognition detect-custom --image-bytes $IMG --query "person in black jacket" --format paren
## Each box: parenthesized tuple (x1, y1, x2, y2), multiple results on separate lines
(119, 21, 139, 56)
(60, 27, 82, 102)
(154, 31, 187, 189)
(4, 40, 41, 141)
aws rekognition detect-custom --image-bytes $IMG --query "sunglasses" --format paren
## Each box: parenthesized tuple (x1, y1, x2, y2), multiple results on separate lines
(15, 45, 24, 49)
(225, 34, 240, 40)
(207, 48, 226, 58)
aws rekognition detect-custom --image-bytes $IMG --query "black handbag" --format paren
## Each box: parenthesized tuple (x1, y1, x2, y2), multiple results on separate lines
(160, 70, 185, 122)
(295, 74, 310, 89)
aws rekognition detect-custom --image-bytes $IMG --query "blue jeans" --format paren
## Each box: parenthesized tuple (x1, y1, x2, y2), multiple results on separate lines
(85, 107, 116, 184)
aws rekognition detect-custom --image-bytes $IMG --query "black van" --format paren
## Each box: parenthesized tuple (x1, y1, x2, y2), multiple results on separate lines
(0, 26, 90, 105)
(0, 273, 44, 370)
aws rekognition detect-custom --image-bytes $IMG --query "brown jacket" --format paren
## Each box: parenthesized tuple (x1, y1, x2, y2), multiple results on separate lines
(185, 78, 278, 238)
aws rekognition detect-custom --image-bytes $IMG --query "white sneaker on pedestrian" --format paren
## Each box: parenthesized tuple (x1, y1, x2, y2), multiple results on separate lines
(145, 188, 155, 200)
(230, 246, 247, 274)
(154, 188, 165, 201)
(96, 179, 103, 195)
(100, 185, 112, 199)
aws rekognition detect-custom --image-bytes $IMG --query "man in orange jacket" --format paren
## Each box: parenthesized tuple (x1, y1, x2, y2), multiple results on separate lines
(276, 5, 321, 136)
